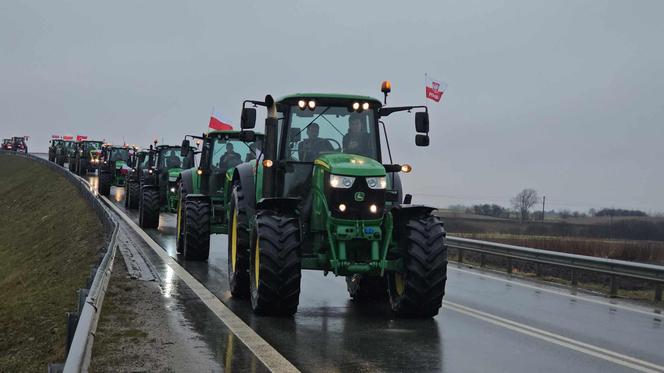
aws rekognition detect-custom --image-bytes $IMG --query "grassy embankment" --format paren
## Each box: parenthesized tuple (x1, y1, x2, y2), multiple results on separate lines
(0, 155, 104, 372)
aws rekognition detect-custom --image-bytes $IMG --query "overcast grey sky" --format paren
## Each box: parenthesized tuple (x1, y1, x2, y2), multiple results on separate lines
(1, 1, 662, 212)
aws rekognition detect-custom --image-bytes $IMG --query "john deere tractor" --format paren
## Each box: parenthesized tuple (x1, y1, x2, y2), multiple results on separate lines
(98, 145, 134, 196)
(222, 86, 447, 317)
(176, 131, 262, 261)
(71, 140, 103, 175)
(55, 140, 74, 166)
(125, 148, 154, 209)
(48, 139, 64, 162)
(138, 144, 195, 229)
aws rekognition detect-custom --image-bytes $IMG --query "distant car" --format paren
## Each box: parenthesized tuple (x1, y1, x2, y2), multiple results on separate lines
(11, 137, 27, 153)
(1, 139, 13, 151)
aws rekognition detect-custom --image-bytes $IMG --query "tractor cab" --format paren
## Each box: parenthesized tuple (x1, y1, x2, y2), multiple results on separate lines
(97, 145, 135, 196)
(2, 139, 13, 150)
(154, 145, 195, 211)
(48, 139, 64, 161)
(11, 137, 28, 153)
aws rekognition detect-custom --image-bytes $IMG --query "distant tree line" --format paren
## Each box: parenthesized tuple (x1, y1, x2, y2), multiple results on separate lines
(594, 208, 648, 217)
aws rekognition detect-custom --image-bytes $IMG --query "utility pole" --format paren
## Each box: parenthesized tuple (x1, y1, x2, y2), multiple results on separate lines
(541, 196, 546, 223)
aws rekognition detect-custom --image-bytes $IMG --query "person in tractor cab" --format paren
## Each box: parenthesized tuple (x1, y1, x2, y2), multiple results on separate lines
(343, 113, 371, 157)
(219, 143, 242, 171)
(166, 150, 181, 168)
(298, 122, 333, 161)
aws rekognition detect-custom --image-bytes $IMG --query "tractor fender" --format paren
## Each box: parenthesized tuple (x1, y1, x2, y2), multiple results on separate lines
(256, 197, 301, 216)
(231, 163, 258, 214)
(390, 204, 439, 242)
(184, 193, 211, 203)
(178, 168, 197, 195)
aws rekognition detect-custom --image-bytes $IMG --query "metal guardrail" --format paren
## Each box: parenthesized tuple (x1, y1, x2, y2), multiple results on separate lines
(0, 151, 119, 372)
(446, 236, 664, 302)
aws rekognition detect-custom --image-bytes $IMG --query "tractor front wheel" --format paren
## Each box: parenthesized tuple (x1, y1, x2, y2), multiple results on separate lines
(182, 198, 210, 261)
(98, 172, 111, 196)
(139, 188, 160, 229)
(250, 212, 301, 316)
(227, 186, 250, 298)
(387, 215, 448, 318)
(126, 181, 139, 209)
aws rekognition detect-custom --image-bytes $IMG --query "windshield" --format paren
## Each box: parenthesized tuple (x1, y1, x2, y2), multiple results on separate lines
(109, 148, 129, 162)
(210, 137, 259, 172)
(83, 142, 102, 152)
(284, 105, 378, 162)
(138, 153, 149, 169)
(158, 147, 193, 170)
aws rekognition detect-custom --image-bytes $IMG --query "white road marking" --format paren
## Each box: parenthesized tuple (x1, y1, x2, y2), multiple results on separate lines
(448, 265, 663, 317)
(445, 301, 664, 373)
(102, 196, 300, 373)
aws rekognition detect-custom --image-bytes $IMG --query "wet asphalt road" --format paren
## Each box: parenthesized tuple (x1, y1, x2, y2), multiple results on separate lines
(35, 155, 663, 373)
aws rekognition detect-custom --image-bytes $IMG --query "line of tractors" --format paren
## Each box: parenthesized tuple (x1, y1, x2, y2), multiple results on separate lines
(1, 136, 29, 153)
(46, 84, 449, 318)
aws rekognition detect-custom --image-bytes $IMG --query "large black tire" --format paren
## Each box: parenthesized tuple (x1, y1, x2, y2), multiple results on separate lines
(387, 215, 448, 318)
(250, 212, 301, 316)
(126, 181, 139, 209)
(68, 158, 75, 172)
(227, 186, 250, 298)
(346, 274, 388, 301)
(98, 172, 111, 196)
(182, 199, 210, 261)
(139, 188, 160, 229)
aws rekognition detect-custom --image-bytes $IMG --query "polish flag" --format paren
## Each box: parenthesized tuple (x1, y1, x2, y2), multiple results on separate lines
(63, 135, 74, 141)
(425, 74, 447, 103)
(51, 135, 61, 139)
(76, 135, 88, 141)
(209, 111, 233, 131)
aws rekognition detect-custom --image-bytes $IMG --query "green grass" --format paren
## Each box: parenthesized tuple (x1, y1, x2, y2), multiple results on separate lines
(0, 155, 104, 372)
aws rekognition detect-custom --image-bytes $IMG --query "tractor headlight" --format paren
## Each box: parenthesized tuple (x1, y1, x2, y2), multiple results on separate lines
(170, 187, 176, 193)
(330, 174, 355, 189)
(366, 176, 387, 189)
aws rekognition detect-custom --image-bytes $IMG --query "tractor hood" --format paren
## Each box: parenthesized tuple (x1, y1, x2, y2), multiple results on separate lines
(167, 168, 182, 182)
(314, 153, 386, 177)
(114, 160, 127, 169)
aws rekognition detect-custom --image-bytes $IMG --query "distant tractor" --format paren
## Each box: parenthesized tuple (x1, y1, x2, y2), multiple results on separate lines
(48, 139, 64, 162)
(176, 130, 262, 261)
(218, 85, 446, 317)
(1, 139, 13, 151)
(125, 148, 154, 210)
(138, 144, 195, 229)
(11, 137, 28, 153)
(56, 140, 74, 167)
(97, 145, 134, 196)
(71, 140, 103, 175)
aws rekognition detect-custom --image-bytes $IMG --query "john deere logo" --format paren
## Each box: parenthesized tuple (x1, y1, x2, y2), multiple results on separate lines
(354, 192, 365, 202)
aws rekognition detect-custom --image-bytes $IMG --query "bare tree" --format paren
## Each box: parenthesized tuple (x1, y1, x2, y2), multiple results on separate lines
(511, 188, 540, 222)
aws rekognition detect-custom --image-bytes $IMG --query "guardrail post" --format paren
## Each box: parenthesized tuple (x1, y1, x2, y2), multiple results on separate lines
(609, 275, 618, 298)
(506, 258, 512, 274)
(655, 284, 662, 302)
(480, 253, 486, 268)
(570, 269, 578, 286)
(457, 248, 464, 264)
(535, 263, 542, 277)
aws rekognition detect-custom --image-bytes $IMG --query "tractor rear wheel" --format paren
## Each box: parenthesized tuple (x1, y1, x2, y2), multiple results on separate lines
(346, 275, 387, 301)
(182, 198, 210, 261)
(126, 181, 139, 209)
(99, 172, 111, 196)
(250, 212, 301, 316)
(387, 215, 447, 318)
(139, 188, 160, 229)
(227, 186, 250, 298)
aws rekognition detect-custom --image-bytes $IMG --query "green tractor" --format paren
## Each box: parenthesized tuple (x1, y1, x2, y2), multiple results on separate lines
(125, 148, 154, 210)
(222, 87, 447, 317)
(55, 140, 74, 166)
(70, 140, 103, 175)
(138, 145, 195, 229)
(97, 145, 134, 196)
(176, 131, 262, 261)
(48, 139, 64, 162)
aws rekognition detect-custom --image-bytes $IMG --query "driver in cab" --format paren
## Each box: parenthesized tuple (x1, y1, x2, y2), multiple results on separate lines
(166, 150, 181, 168)
(219, 142, 242, 170)
(298, 122, 333, 162)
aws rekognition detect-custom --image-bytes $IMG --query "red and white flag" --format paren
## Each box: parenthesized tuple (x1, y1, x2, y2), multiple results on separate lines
(63, 135, 74, 141)
(209, 111, 233, 131)
(51, 135, 61, 139)
(76, 135, 88, 141)
(425, 74, 447, 103)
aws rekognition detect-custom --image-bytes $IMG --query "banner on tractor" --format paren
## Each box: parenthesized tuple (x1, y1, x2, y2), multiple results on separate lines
(209, 111, 233, 131)
(63, 135, 74, 140)
(51, 135, 61, 139)
(76, 135, 88, 141)
(425, 74, 447, 103)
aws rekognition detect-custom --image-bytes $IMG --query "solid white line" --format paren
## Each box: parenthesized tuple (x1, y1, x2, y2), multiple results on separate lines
(102, 196, 300, 373)
(448, 265, 663, 317)
(444, 301, 664, 373)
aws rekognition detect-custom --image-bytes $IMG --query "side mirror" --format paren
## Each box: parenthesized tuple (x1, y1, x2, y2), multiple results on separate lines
(415, 112, 429, 133)
(241, 108, 257, 129)
(289, 127, 301, 142)
(181, 140, 190, 156)
(415, 134, 430, 147)
(239, 130, 256, 142)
